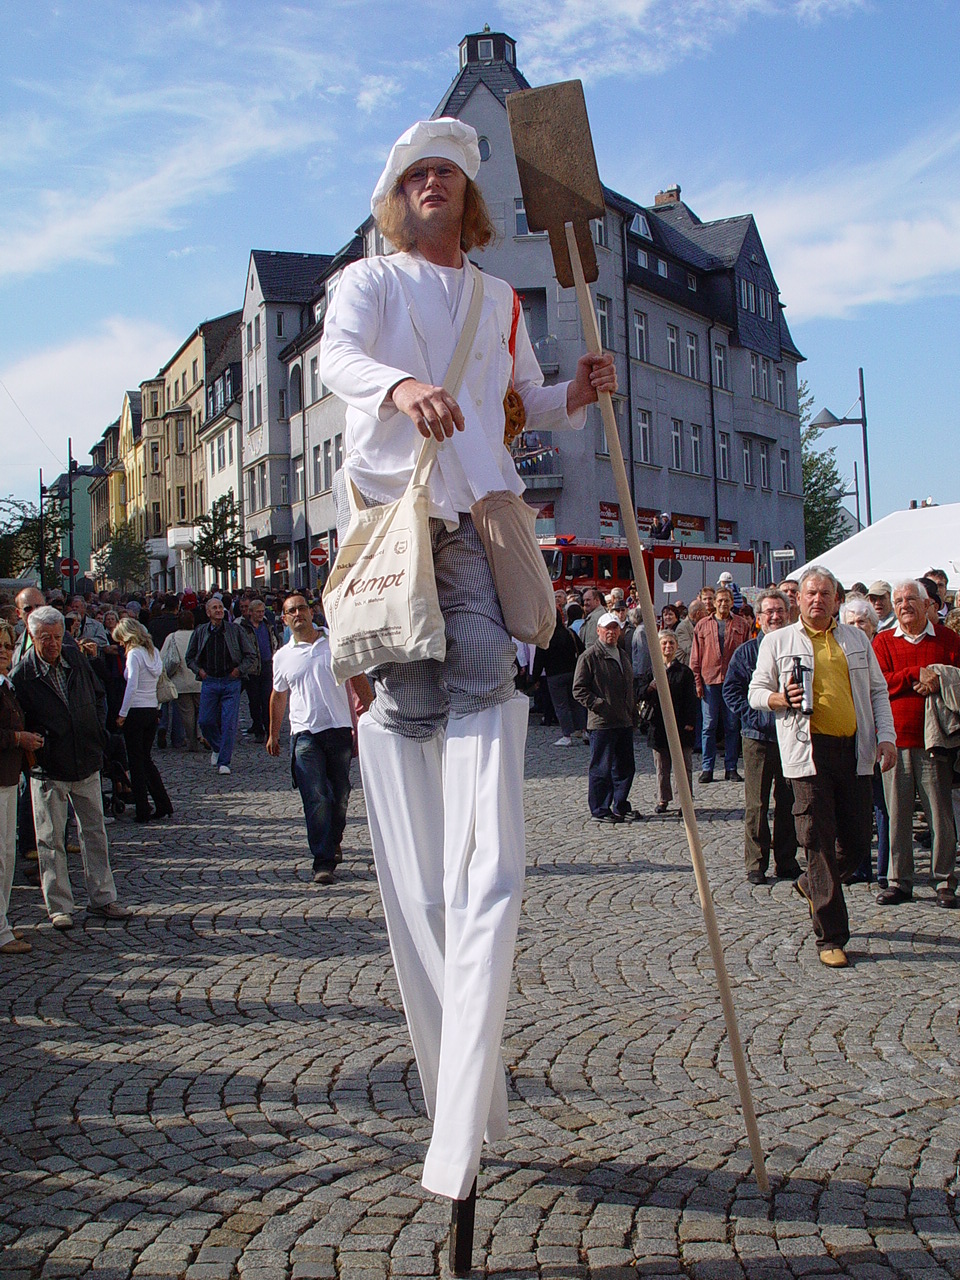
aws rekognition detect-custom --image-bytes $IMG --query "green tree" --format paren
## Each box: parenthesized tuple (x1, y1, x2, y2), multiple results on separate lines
(799, 379, 847, 561)
(95, 519, 149, 591)
(192, 492, 248, 587)
(0, 496, 68, 585)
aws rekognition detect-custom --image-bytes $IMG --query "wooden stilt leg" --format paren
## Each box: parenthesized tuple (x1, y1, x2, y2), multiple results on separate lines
(449, 1178, 477, 1276)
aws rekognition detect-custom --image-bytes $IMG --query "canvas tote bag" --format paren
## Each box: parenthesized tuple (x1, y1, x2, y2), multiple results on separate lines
(470, 489, 557, 647)
(323, 270, 485, 685)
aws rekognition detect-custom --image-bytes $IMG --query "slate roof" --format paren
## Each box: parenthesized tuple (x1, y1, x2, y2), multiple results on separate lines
(251, 251, 333, 303)
(652, 204, 754, 268)
(202, 310, 242, 373)
(433, 56, 529, 117)
(127, 390, 142, 442)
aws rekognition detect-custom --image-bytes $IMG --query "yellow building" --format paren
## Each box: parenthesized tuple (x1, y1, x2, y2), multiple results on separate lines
(117, 390, 145, 541)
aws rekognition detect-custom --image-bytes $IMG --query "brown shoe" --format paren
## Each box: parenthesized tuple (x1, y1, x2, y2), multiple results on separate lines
(819, 947, 849, 968)
(87, 901, 131, 920)
(1, 938, 32, 954)
(793, 879, 814, 919)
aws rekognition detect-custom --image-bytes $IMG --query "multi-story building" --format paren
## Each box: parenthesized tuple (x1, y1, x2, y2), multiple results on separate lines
(251, 29, 805, 591)
(157, 311, 241, 589)
(240, 251, 333, 591)
(197, 345, 244, 590)
(88, 418, 122, 578)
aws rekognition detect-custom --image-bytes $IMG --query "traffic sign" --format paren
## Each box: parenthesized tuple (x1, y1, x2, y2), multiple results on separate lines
(657, 558, 683, 583)
(59, 557, 80, 577)
(309, 545, 329, 568)
(771, 549, 796, 562)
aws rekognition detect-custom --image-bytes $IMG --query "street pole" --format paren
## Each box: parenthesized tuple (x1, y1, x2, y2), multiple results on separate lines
(38, 468, 45, 590)
(858, 367, 872, 526)
(67, 437, 76, 598)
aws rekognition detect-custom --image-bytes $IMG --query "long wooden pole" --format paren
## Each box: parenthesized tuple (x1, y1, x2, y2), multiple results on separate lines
(565, 223, 769, 1194)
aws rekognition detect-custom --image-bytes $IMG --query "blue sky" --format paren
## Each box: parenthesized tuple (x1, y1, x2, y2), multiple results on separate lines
(2, 0, 958, 524)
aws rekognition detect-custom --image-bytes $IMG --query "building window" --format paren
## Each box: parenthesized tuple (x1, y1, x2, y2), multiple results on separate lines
(310, 356, 319, 402)
(192, 358, 198, 385)
(514, 198, 530, 236)
(152, 502, 162, 536)
(714, 343, 727, 390)
(750, 353, 759, 397)
(227, 428, 233, 465)
(759, 442, 770, 489)
(151, 392, 159, 416)
(637, 409, 651, 464)
(176, 418, 186, 453)
(247, 470, 257, 512)
(760, 359, 770, 401)
(255, 383, 262, 426)
(322, 440, 332, 491)
(294, 457, 305, 502)
(334, 433, 343, 472)
(685, 332, 699, 380)
(276, 311, 284, 338)
(742, 440, 753, 486)
(248, 389, 254, 429)
(224, 369, 232, 400)
(671, 419, 683, 470)
(278, 388, 287, 419)
(258, 462, 267, 510)
(311, 445, 321, 492)
(667, 325, 679, 373)
(658, 259, 668, 279)
(246, 322, 253, 353)
(758, 288, 767, 320)
(629, 212, 652, 238)
(177, 486, 186, 521)
(174, 376, 180, 401)
(777, 368, 786, 410)
(208, 441, 215, 477)
(780, 448, 790, 492)
(166, 386, 171, 410)
(254, 314, 261, 347)
(279, 473, 288, 504)
(478, 136, 491, 161)
(690, 424, 702, 475)
(216, 435, 225, 472)
(592, 215, 608, 248)
(597, 296, 611, 350)
(633, 311, 647, 361)
(718, 432, 730, 480)
(687, 272, 697, 292)
(636, 248, 648, 269)
(150, 442, 160, 472)
(478, 36, 494, 58)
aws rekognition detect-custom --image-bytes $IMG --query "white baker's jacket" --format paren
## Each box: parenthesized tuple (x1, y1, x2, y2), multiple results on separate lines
(319, 251, 586, 525)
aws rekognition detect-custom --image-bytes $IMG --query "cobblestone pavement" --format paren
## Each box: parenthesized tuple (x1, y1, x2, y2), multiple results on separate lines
(3, 712, 960, 1280)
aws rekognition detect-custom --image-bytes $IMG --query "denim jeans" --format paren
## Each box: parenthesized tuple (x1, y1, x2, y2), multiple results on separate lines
(292, 728, 353, 870)
(701, 683, 740, 775)
(198, 676, 242, 766)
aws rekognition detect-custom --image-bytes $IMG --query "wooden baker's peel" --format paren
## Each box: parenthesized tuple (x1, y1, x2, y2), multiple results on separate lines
(508, 79, 770, 1197)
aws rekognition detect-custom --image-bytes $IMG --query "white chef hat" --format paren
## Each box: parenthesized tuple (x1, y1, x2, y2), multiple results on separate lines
(371, 118, 481, 214)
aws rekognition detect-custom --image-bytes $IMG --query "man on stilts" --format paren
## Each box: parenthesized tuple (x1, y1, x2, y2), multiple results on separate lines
(319, 117, 616, 1244)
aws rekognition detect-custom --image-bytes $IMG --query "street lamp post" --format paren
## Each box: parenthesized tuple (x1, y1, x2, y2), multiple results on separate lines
(811, 366, 872, 525)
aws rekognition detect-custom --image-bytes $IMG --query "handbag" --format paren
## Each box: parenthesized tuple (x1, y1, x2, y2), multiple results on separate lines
(323, 270, 486, 685)
(156, 669, 178, 703)
(470, 490, 557, 646)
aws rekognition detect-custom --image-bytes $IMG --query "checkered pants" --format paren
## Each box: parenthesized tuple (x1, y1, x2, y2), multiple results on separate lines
(334, 470, 517, 739)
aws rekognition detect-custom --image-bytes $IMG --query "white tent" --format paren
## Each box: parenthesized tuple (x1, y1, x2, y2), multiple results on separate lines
(795, 503, 960, 592)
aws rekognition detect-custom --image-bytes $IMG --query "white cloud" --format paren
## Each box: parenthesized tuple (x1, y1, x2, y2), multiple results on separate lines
(0, 318, 178, 499)
(499, 0, 864, 81)
(697, 121, 960, 320)
(356, 75, 403, 115)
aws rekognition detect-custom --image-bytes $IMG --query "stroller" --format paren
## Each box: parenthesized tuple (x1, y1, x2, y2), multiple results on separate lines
(101, 731, 133, 817)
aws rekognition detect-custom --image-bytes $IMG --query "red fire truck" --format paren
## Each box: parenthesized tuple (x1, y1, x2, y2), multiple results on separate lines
(538, 535, 756, 612)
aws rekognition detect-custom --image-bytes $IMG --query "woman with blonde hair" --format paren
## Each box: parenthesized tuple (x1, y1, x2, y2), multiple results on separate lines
(113, 619, 172, 823)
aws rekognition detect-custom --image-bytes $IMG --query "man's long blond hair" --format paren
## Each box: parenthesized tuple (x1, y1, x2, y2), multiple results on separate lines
(375, 177, 496, 254)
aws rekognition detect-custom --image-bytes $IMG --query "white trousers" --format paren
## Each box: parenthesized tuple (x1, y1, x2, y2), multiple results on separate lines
(359, 693, 528, 1199)
(31, 772, 117, 918)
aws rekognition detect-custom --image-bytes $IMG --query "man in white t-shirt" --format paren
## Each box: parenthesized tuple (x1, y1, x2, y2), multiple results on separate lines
(267, 594, 361, 885)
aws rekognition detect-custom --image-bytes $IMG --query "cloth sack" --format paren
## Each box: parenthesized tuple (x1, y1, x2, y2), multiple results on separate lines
(156, 670, 178, 703)
(323, 268, 486, 684)
(470, 489, 556, 647)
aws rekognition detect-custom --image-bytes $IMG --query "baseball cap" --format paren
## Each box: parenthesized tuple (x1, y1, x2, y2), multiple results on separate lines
(597, 612, 621, 628)
(867, 580, 891, 597)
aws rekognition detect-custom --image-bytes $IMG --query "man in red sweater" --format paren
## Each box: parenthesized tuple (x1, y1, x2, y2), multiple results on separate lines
(873, 579, 960, 908)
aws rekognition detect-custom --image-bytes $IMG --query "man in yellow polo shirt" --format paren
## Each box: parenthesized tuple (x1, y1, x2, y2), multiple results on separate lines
(748, 566, 896, 968)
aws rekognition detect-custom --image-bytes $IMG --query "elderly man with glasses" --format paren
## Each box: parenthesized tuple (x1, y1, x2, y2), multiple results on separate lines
(267, 595, 371, 885)
(10, 606, 128, 930)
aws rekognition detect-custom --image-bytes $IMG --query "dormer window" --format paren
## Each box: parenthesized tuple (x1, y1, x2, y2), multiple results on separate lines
(478, 37, 494, 59)
(504, 42, 514, 63)
(629, 212, 652, 239)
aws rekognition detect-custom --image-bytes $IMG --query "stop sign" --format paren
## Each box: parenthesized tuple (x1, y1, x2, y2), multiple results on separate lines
(60, 557, 80, 577)
(309, 545, 329, 568)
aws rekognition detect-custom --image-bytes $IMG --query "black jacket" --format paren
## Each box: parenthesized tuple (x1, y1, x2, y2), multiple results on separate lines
(572, 643, 637, 730)
(185, 619, 259, 679)
(11, 647, 107, 781)
(533, 610, 582, 679)
(643, 658, 699, 751)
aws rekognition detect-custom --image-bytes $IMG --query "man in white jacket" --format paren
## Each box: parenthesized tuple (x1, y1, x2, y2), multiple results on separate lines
(319, 118, 615, 1207)
(748, 566, 896, 968)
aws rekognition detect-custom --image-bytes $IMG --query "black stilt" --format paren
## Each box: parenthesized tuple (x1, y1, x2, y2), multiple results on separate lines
(449, 1178, 477, 1276)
